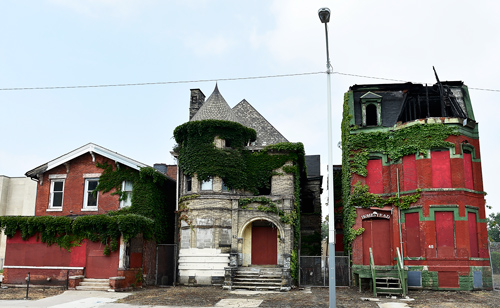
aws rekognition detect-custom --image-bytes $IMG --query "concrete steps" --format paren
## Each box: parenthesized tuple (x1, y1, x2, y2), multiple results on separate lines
(232, 268, 282, 291)
(75, 278, 110, 291)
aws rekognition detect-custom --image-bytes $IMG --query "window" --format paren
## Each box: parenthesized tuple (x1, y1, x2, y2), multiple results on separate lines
(431, 150, 451, 188)
(186, 176, 192, 192)
(405, 212, 421, 257)
(120, 181, 133, 208)
(365, 104, 378, 126)
(366, 158, 383, 194)
(201, 177, 213, 191)
(468, 212, 479, 258)
(463, 150, 473, 190)
(83, 178, 99, 208)
(49, 180, 64, 208)
(222, 181, 229, 192)
(435, 211, 455, 257)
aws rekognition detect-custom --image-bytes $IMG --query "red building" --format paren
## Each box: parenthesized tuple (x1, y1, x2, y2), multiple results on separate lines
(2, 143, 175, 290)
(343, 81, 491, 293)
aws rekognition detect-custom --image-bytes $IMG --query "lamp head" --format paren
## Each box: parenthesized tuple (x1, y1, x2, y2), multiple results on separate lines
(318, 7, 331, 23)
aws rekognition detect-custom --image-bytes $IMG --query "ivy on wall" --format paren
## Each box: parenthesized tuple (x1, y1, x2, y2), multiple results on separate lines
(174, 119, 306, 283)
(341, 91, 455, 252)
(0, 165, 174, 254)
(0, 214, 154, 254)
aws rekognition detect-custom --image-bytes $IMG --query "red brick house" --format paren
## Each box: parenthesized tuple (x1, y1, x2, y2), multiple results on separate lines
(343, 81, 491, 293)
(2, 143, 176, 290)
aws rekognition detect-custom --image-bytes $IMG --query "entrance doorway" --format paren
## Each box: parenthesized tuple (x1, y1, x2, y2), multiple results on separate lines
(251, 220, 277, 265)
(362, 218, 391, 265)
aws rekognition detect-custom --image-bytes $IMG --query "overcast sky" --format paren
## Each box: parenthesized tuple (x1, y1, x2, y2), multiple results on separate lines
(1, 0, 499, 215)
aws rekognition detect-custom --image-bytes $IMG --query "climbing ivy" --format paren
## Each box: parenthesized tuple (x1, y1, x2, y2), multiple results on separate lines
(0, 214, 154, 253)
(174, 120, 306, 283)
(341, 91, 454, 252)
(0, 164, 174, 254)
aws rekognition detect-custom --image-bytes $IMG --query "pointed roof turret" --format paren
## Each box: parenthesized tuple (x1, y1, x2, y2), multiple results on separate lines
(190, 84, 240, 123)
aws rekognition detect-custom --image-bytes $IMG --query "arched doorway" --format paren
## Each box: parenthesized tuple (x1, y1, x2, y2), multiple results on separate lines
(240, 219, 281, 266)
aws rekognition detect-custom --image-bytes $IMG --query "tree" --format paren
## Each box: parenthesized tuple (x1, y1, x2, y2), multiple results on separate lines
(487, 212, 500, 242)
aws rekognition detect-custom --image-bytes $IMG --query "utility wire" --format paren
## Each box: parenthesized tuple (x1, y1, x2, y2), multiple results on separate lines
(0, 70, 498, 92)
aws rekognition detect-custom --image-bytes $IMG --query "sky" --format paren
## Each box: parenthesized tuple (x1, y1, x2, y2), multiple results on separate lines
(1, 0, 499, 216)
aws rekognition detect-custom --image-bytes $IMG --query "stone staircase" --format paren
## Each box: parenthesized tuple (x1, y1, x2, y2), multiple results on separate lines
(231, 267, 282, 291)
(75, 278, 110, 291)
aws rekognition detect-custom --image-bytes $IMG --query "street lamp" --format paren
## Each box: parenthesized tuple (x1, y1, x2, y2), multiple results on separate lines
(318, 7, 336, 308)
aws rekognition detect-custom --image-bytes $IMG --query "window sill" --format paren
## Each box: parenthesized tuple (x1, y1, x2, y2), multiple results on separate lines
(47, 208, 63, 212)
(81, 208, 98, 212)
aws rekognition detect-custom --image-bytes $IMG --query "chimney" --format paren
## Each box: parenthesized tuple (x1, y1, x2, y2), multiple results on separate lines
(189, 89, 206, 120)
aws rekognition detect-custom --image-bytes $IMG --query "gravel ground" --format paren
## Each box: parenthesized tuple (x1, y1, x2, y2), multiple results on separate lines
(1, 285, 500, 307)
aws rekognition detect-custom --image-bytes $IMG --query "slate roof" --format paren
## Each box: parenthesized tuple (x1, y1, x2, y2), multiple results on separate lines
(305, 155, 321, 179)
(232, 99, 288, 146)
(190, 84, 240, 123)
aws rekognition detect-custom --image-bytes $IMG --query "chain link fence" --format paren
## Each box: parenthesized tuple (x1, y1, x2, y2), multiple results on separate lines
(490, 242, 500, 290)
(299, 256, 350, 287)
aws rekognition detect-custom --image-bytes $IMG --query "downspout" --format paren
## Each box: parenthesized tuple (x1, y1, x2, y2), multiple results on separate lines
(397, 168, 404, 266)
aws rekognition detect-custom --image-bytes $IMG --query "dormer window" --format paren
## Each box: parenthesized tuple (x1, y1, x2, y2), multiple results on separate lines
(360, 92, 382, 127)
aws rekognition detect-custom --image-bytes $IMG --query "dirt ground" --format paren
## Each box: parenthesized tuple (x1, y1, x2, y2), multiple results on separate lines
(119, 286, 500, 308)
(1, 285, 500, 307)
(0, 286, 65, 300)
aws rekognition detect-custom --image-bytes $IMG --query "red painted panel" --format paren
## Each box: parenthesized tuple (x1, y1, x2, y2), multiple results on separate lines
(251, 226, 277, 265)
(130, 253, 143, 268)
(366, 159, 383, 194)
(435, 212, 455, 257)
(468, 212, 479, 258)
(405, 213, 421, 257)
(403, 155, 417, 191)
(362, 219, 391, 265)
(438, 271, 459, 288)
(431, 151, 451, 188)
(463, 153, 473, 190)
(85, 241, 119, 278)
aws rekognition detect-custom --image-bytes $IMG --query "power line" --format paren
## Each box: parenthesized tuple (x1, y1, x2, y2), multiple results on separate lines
(0, 70, 499, 92)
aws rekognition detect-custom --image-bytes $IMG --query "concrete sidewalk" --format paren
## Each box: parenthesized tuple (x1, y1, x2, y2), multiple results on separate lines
(0, 289, 270, 308)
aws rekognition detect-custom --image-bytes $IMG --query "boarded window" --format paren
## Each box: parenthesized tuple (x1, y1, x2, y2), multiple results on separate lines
(405, 212, 421, 257)
(366, 159, 383, 194)
(463, 151, 473, 190)
(468, 212, 479, 258)
(403, 155, 417, 191)
(431, 150, 451, 188)
(435, 211, 455, 257)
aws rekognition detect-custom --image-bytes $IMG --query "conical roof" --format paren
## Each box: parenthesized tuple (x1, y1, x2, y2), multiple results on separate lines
(190, 84, 240, 123)
(232, 99, 288, 146)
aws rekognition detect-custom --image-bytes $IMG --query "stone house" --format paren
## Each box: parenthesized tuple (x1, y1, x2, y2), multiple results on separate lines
(343, 80, 491, 293)
(172, 85, 322, 290)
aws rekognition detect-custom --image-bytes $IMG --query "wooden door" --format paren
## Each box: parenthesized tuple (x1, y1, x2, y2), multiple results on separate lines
(362, 218, 391, 265)
(251, 226, 277, 265)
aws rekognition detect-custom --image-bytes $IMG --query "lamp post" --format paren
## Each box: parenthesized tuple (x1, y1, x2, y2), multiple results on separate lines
(318, 7, 336, 308)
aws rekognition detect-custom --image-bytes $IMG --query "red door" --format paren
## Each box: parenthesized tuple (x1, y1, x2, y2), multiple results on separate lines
(362, 218, 391, 265)
(85, 241, 119, 278)
(251, 226, 277, 265)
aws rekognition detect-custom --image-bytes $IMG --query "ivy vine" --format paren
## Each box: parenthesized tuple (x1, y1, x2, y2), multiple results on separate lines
(174, 119, 305, 283)
(341, 91, 453, 252)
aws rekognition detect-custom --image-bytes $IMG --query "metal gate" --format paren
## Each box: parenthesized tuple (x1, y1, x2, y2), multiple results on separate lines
(156, 244, 177, 286)
(299, 256, 350, 287)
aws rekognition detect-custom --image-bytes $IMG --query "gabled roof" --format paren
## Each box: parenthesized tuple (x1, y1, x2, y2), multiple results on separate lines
(25, 143, 148, 179)
(190, 84, 240, 123)
(232, 99, 288, 146)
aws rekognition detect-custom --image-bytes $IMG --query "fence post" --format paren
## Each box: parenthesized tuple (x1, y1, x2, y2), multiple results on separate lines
(25, 272, 30, 300)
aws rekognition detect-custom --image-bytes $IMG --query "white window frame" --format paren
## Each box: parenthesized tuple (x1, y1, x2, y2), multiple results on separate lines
(83, 178, 99, 210)
(120, 180, 133, 208)
(201, 177, 213, 191)
(49, 179, 65, 210)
